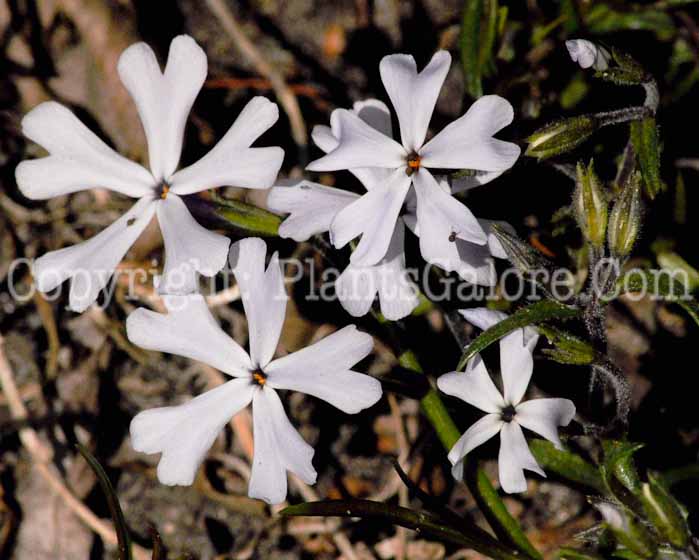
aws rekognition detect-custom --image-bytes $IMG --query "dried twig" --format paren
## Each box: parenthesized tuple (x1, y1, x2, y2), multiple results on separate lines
(205, 0, 308, 149)
(0, 335, 151, 560)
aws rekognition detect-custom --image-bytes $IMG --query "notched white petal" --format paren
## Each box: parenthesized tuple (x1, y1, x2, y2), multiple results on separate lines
(268, 180, 358, 241)
(266, 325, 380, 413)
(420, 95, 520, 171)
(33, 197, 156, 312)
(306, 109, 405, 172)
(436, 357, 505, 414)
(118, 35, 207, 180)
(379, 50, 451, 152)
(248, 388, 316, 504)
(229, 238, 287, 368)
(156, 194, 230, 295)
(515, 398, 576, 450)
(498, 421, 545, 494)
(17, 102, 152, 199)
(130, 378, 254, 486)
(126, 293, 252, 376)
(447, 413, 503, 472)
(171, 97, 283, 194)
(330, 169, 412, 267)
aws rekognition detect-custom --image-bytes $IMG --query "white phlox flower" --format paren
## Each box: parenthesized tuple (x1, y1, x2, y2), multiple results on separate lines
(16, 35, 284, 311)
(306, 50, 520, 269)
(565, 39, 611, 71)
(126, 237, 382, 504)
(437, 315, 575, 493)
(269, 99, 420, 320)
(269, 99, 513, 318)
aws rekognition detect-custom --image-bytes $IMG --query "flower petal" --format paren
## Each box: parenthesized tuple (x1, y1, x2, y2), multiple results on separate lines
(335, 265, 377, 318)
(16, 102, 153, 199)
(311, 124, 338, 153)
(352, 99, 393, 138)
(379, 51, 451, 152)
(248, 387, 316, 504)
(420, 95, 520, 171)
(515, 398, 576, 450)
(126, 293, 252, 376)
(130, 377, 254, 486)
(321, 102, 394, 190)
(306, 109, 405, 172)
(498, 421, 544, 494)
(330, 168, 411, 267)
(459, 308, 539, 346)
(118, 35, 207, 180)
(414, 169, 487, 255)
(33, 196, 156, 312)
(447, 413, 503, 475)
(436, 356, 505, 414)
(480, 219, 514, 259)
(374, 220, 420, 320)
(499, 330, 538, 406)
(458, 307, 507, 331)
(450, 171, 504, 195)
(335, 220, 418, 320)
(229, 238, 287, 368)
(156, 194, 230, 294)
(268, 180, 359, 241)
(565, 39, 601, 69)
(170, 97, 284, 194)
(266, 325, 380, 413)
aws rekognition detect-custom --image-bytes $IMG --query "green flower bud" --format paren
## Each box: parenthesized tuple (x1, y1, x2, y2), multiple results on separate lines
(574, 160, 608, 248)
(525, 115, 599, 160)
(593, 500, 658, 559)
(608, 173, 643, 257)
(641, 473, 690, 549)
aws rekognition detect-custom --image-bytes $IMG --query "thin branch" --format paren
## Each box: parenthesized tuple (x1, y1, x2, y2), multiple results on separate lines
(0, 336, 151, 560)
(205, 0, 308, 152)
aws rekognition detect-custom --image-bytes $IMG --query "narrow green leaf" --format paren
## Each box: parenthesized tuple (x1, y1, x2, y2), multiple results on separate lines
(457, 300, 581, 370)
(212, 196, 282, 236)
(281, 499, 522, 560)
(529, 440, 605, 493)
(479, 0, 499, 77)
(538, 325, 597, 365)
(602, 440, 644, 494)
(630, 117, 665, 199)
(461, 0, 484, 98)
(558, 547, 605, 560)
(76, 444, 132, 560)
(466, 468, 543, 560)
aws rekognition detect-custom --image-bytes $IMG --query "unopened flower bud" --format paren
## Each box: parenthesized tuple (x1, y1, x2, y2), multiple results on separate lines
(641, 474, 690, 550)
(566, 39, 611, 71)
(608, 173, 642, 257)
(526, 116, 599, 160)
(593, 500, 658, 559)
(574, 160, 608, 248)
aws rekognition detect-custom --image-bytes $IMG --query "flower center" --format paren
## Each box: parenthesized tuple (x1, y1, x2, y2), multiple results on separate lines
(406, 152, 421, 176)
(501, 404, 516, 423)
(252, 370, 267, 386)
(448, 230, 458, 242)
(157, 181, 170, 200)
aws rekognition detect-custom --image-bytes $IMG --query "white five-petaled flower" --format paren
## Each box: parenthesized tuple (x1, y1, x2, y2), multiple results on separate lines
(306, 50, 520, 269)
(437, 308, 575, 493)
(269, 99, 512, 319)
(126, 237, 382, 504)
(565, 39, 611, 71)
(16, 35, 284, 311)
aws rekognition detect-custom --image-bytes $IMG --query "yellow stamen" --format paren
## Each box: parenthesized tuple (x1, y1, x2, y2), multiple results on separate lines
(253, 372, 267, 386)
(160, 184, 170, 200)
